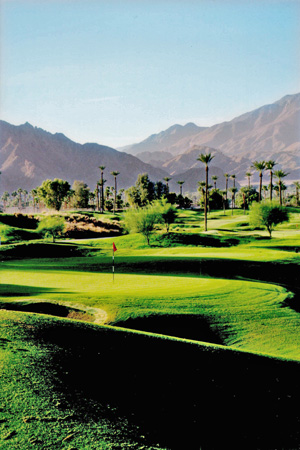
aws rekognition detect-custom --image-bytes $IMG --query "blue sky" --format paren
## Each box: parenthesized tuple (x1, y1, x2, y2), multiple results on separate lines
(1, 0, 299, 148)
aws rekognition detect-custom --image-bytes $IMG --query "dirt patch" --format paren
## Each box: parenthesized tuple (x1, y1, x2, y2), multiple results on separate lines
(0, 300, 108, 325)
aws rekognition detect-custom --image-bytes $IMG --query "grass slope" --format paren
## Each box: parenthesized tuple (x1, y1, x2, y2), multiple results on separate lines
(0, 208, 299, 448)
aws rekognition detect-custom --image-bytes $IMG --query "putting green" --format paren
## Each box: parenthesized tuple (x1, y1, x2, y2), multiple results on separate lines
(1, 265, 299, 359)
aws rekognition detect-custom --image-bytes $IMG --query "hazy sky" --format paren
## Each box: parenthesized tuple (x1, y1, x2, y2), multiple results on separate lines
(1, 0, 299, 148)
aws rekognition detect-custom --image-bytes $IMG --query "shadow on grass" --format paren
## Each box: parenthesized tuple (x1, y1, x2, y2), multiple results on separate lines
(0, 242, 91, 259)
(30, 318, 300, 450)
(113, 313, 223, 345)
(0, 299, 76, 317)
(0, 284, 67, 297)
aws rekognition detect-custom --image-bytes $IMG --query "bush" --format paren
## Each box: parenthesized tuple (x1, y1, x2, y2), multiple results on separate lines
(37, 216, 66, 242)
(250, 201, 289, 237)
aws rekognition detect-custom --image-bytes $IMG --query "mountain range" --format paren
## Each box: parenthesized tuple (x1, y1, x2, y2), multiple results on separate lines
(0, 93, 299, 196)
(0, 121, 169, 195)
(121, 93, 300, 186)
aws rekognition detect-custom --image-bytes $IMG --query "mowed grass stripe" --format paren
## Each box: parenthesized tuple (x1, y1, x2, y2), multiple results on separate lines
(1, 266, 299, 360)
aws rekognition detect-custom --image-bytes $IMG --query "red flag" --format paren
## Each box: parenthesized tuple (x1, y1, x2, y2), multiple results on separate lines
(113, 242, 117, 252)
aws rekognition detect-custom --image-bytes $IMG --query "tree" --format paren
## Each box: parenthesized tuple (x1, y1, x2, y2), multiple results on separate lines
(274, 170, 289, 206)
(17, 188, 23, 209)
(230, 175, 236, 208)
(125, 173, 155, 207)
(124, 204, 161, 245)
(99, 166, 106, 213)
(1, 192, 10, 210)
(265, 160, 277, 201)
(37, 179, 71, 211)
(71, 180, 90, 209)
(245, 172, 252, 189)
(224, 173, 229, 202)
(37, 216, 65, 242)
(177, 181, 185, 196)
(250, 201, 289, 238)
(110, 171, 120, 214)
(211, 175, 218, 190)
(229, 187, 237, 215)
(293, 181, 300, 206)
(156, 199, 178, 233)
(30, 189, 38, 211)
(197, 153, 214, 231)
(235, 187, 259, 210)
(163, 177, 171, 194)
(251, 160, 266, 202)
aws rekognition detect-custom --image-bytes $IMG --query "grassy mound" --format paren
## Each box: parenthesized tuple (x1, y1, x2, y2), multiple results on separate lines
(1, 310, 300, 449)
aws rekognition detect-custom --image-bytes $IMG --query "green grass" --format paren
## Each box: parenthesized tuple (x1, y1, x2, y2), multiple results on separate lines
(0, 206, 300, 448)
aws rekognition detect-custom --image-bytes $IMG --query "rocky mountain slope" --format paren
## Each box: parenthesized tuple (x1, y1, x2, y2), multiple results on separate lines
(0, 121, 169, 194)
(123, 94, 300, 181)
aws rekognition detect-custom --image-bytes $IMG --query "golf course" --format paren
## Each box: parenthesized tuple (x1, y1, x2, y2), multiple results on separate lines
(0, 208, 299, 449)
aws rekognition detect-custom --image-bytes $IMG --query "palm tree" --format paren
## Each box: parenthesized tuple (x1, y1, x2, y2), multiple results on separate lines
(211, 175, 218, 190)
(293, 181, 300, 205)
(251, 160, 266, 202)
(230, 175, 236, 207)
(224, 173, 229, 201)
(229, 187, 237, 216)
(197, 153, 214, 231)
(17, 188, 23, 209)
(163, 177, 171, 194)
(262, 185, 268, 200)
(274, 170, 289, 206)
(177, 180, 185, 196)
(30, 188, 38, 211)
(99, 166, 106, 213)
(265, 160, 277, 201)
(198, 181, 206, 206)
(111, 171, 120, 214)
(245, 172, 252, 189)
(1, 191, 9, 210)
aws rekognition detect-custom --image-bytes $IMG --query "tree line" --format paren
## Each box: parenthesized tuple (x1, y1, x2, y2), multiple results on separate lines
(1, 158, 299, 215)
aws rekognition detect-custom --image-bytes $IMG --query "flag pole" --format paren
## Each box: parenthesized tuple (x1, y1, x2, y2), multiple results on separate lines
(112, 242, 117, 283)
(112, 246, 115, 283)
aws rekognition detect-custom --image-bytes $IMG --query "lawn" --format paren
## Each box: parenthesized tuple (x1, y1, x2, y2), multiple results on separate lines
(0, 207, 300, 448)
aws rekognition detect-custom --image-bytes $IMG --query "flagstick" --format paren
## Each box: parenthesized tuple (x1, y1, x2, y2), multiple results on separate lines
(112, 247, 115, 284)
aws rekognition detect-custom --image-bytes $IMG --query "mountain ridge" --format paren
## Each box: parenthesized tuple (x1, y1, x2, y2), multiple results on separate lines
(0, 121, 169, 195)
(121, 93, 300, 171)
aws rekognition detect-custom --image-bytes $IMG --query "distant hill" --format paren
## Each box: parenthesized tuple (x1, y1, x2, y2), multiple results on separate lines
(122, 94, 300, 181)
(0, 121, 169, 195)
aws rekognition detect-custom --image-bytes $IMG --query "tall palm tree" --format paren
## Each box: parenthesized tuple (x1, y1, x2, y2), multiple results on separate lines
(198, 181, 206, 206)
(1, 191, 9, 210)
(224, 173, 229, 201)
(230, 175, 236, 207)
(251, 160, 266, 202)
(245, 171, 252, 189)
(265, 160, 277, 201)
(111, 171, 120, 214)
(197, 153, 214, 231)
(30, 188, 38, 211)
(274, 170, 289, 206)
(294, 181, 300, 205)
(17, 188, 23, 209)
(229, 187, 237, 216)
(99, 166, 106, 213)
(177, 180, 185, 196)
(262, 185, 268, 199)
(163, 177, 171, 194)
(211, 175, 218, 190)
